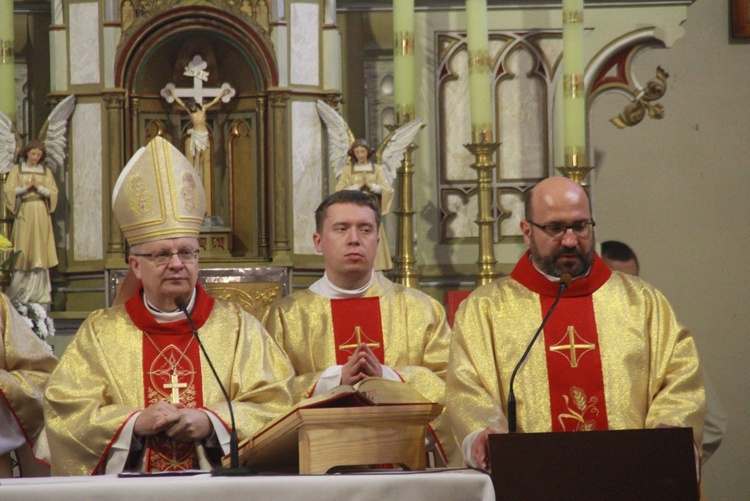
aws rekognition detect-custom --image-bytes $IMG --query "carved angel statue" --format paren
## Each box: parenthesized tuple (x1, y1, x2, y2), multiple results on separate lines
(317, 100, 423, 270)
(1, 94, 76, 304)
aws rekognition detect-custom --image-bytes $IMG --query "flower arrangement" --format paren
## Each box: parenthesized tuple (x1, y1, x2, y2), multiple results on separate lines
(11, 300, 55, 349)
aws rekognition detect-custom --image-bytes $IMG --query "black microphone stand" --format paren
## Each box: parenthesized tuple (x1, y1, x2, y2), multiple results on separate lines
(178, 301, 254, 476)
(507, 274, 571, 433)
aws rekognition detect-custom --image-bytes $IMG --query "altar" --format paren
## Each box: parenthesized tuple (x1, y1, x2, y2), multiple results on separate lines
(0, 470, 494, 501)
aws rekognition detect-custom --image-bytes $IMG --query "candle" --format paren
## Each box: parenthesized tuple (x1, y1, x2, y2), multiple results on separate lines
(0, 0, 15, 119)
(562, 0, 586, 167)
(393, 0, 415, 125)
(465, 0, 492, 143)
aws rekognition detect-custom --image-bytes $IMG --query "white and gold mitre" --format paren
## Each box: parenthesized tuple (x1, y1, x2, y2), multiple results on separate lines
(112, 136, 206, 245)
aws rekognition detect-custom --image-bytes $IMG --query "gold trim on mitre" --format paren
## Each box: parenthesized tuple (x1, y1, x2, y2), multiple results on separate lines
(112, 136, 206, 245)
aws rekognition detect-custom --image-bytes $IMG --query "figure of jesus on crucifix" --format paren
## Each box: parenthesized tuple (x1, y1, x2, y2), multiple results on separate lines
(161, 55, 235, 214)
(168, 88, 228, 172)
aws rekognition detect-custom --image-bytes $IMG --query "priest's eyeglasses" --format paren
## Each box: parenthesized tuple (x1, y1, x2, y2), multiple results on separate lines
(526, 220, 596, 238)
(132, 249, 200, 266)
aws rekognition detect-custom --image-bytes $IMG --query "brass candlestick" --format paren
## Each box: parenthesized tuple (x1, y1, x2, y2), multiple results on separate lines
(464, 141, 501, 286)
(556, 150, 593, 185)
(389, 122, 422, 289)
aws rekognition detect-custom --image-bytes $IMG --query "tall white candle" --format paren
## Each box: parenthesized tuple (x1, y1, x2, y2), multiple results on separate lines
(562, 0, 586, 166)
(465, 0, 492, 143)
(393, 0, 415, 125)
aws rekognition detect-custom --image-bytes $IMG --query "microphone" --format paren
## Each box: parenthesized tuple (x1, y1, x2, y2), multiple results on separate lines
(506, 273, 572, 433)
(175, 296, 251, 476)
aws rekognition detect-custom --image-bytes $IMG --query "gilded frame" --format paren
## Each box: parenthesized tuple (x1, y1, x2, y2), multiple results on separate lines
(732, 0, 750, 38)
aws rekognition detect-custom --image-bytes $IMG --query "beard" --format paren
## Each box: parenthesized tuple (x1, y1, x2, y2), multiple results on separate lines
(529, 235, 595, 278)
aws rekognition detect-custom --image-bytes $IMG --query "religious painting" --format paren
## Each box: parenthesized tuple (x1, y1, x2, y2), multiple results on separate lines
(732, 0, 750, 38)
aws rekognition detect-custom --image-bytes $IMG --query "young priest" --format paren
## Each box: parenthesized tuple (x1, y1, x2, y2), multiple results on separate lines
(262, 190, 457, 465)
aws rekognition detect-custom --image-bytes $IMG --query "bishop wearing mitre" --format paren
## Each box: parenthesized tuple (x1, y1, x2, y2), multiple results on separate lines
(44, 137, 293, 475)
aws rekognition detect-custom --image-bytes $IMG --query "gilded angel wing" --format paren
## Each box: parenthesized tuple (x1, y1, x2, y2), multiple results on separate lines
(40, 94, 76, 172)
(375, 118, 423, 186)
(0, 110, 20, 175)
(316, 100, 355, 179)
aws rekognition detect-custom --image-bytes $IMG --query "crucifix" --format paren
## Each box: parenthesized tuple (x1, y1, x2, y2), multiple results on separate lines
(164, 371, 188, 404)
(161, 55, 236, 106)
(160, 54, 236, 214)
(338, 326, 382, 352)
(549, 326, 596, 368)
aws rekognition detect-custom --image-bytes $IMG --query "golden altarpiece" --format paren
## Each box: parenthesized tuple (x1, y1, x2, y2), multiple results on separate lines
(2, 0, 693, 329)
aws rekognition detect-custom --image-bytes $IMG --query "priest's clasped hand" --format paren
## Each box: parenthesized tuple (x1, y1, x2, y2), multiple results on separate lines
(341, 343, 383, 385)
(134, 401, 213, 442)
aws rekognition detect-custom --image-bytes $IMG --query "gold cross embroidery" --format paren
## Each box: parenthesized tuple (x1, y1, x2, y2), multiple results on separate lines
(164, 371, 188, 404)
(549, 326, 596, 368)
(338, 326, 381, 352)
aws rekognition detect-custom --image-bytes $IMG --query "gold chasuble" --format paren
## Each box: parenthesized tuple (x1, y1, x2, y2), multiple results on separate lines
(447, 251, 706, 454)
(262, 272, 458, 465)
(0, 293, 57, 477)
(45, 284, 293, 476)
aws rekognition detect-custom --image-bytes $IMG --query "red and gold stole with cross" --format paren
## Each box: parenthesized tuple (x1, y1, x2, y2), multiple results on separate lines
(511, 251, 612, 432)
(125, 283, 216, 471)
(330, 297, 385, 366)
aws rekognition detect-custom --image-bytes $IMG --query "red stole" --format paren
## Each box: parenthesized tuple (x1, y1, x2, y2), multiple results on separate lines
(125, 284, 216, 471)
(330, 297, 385, 365)
(510, 251, 612, 432)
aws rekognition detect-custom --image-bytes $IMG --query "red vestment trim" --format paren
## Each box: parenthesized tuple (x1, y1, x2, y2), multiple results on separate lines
(330, 297, 385, 365)
(125, 284, 215, 471)
(511, 251, 611, 432)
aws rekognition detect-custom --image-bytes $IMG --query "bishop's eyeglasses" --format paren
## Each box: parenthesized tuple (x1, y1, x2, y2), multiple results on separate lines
(132, 249, 200, 266)
(526, 220, 595, 238)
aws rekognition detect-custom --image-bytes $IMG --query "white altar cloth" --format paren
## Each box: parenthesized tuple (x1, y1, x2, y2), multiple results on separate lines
(0, 469, 494, 501)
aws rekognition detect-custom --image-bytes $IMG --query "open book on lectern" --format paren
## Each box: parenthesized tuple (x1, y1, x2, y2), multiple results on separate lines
(225, 377, 441, 470)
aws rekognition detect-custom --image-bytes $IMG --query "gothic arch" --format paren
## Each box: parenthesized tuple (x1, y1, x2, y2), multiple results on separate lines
(114, 6, 277, 91)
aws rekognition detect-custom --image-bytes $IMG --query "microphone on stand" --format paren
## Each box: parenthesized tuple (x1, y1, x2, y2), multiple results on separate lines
(506, 273, 572, 433)
(175, 296, 252, 476)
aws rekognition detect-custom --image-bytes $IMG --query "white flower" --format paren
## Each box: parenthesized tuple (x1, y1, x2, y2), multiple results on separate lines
(13, 302, 28, 316)
(20, 316, 34, 330)
(12, 301, 55, 342)
(29, 303, 46, 319)
(45, 317, 56, 338)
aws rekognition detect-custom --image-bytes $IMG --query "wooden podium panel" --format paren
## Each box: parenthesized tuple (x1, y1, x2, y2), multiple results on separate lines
(242, 405, 441, 474)
(489, 428, 698, 500)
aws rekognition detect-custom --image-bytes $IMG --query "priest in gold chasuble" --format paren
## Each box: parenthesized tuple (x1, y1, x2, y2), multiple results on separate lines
(0, 292, 57, 477)
(262, 191, 458, 466)
(44, 138, 293, 475)
(447, 177, 706, 470)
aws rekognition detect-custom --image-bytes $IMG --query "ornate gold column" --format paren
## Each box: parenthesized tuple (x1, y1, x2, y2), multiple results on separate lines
(0, 0, 13, 119)
(129, 96, 140, 158)
(268, 91, 291, 262)
(0, 1, 13, 287)
(104, 91, 126, 263)
(256, 96, 269, 258)
(465, 142, 500, 286)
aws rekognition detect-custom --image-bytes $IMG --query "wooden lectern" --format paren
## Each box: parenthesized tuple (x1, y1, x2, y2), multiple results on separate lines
(489, 427, 698, 500)
(238, 404, 441, 474)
